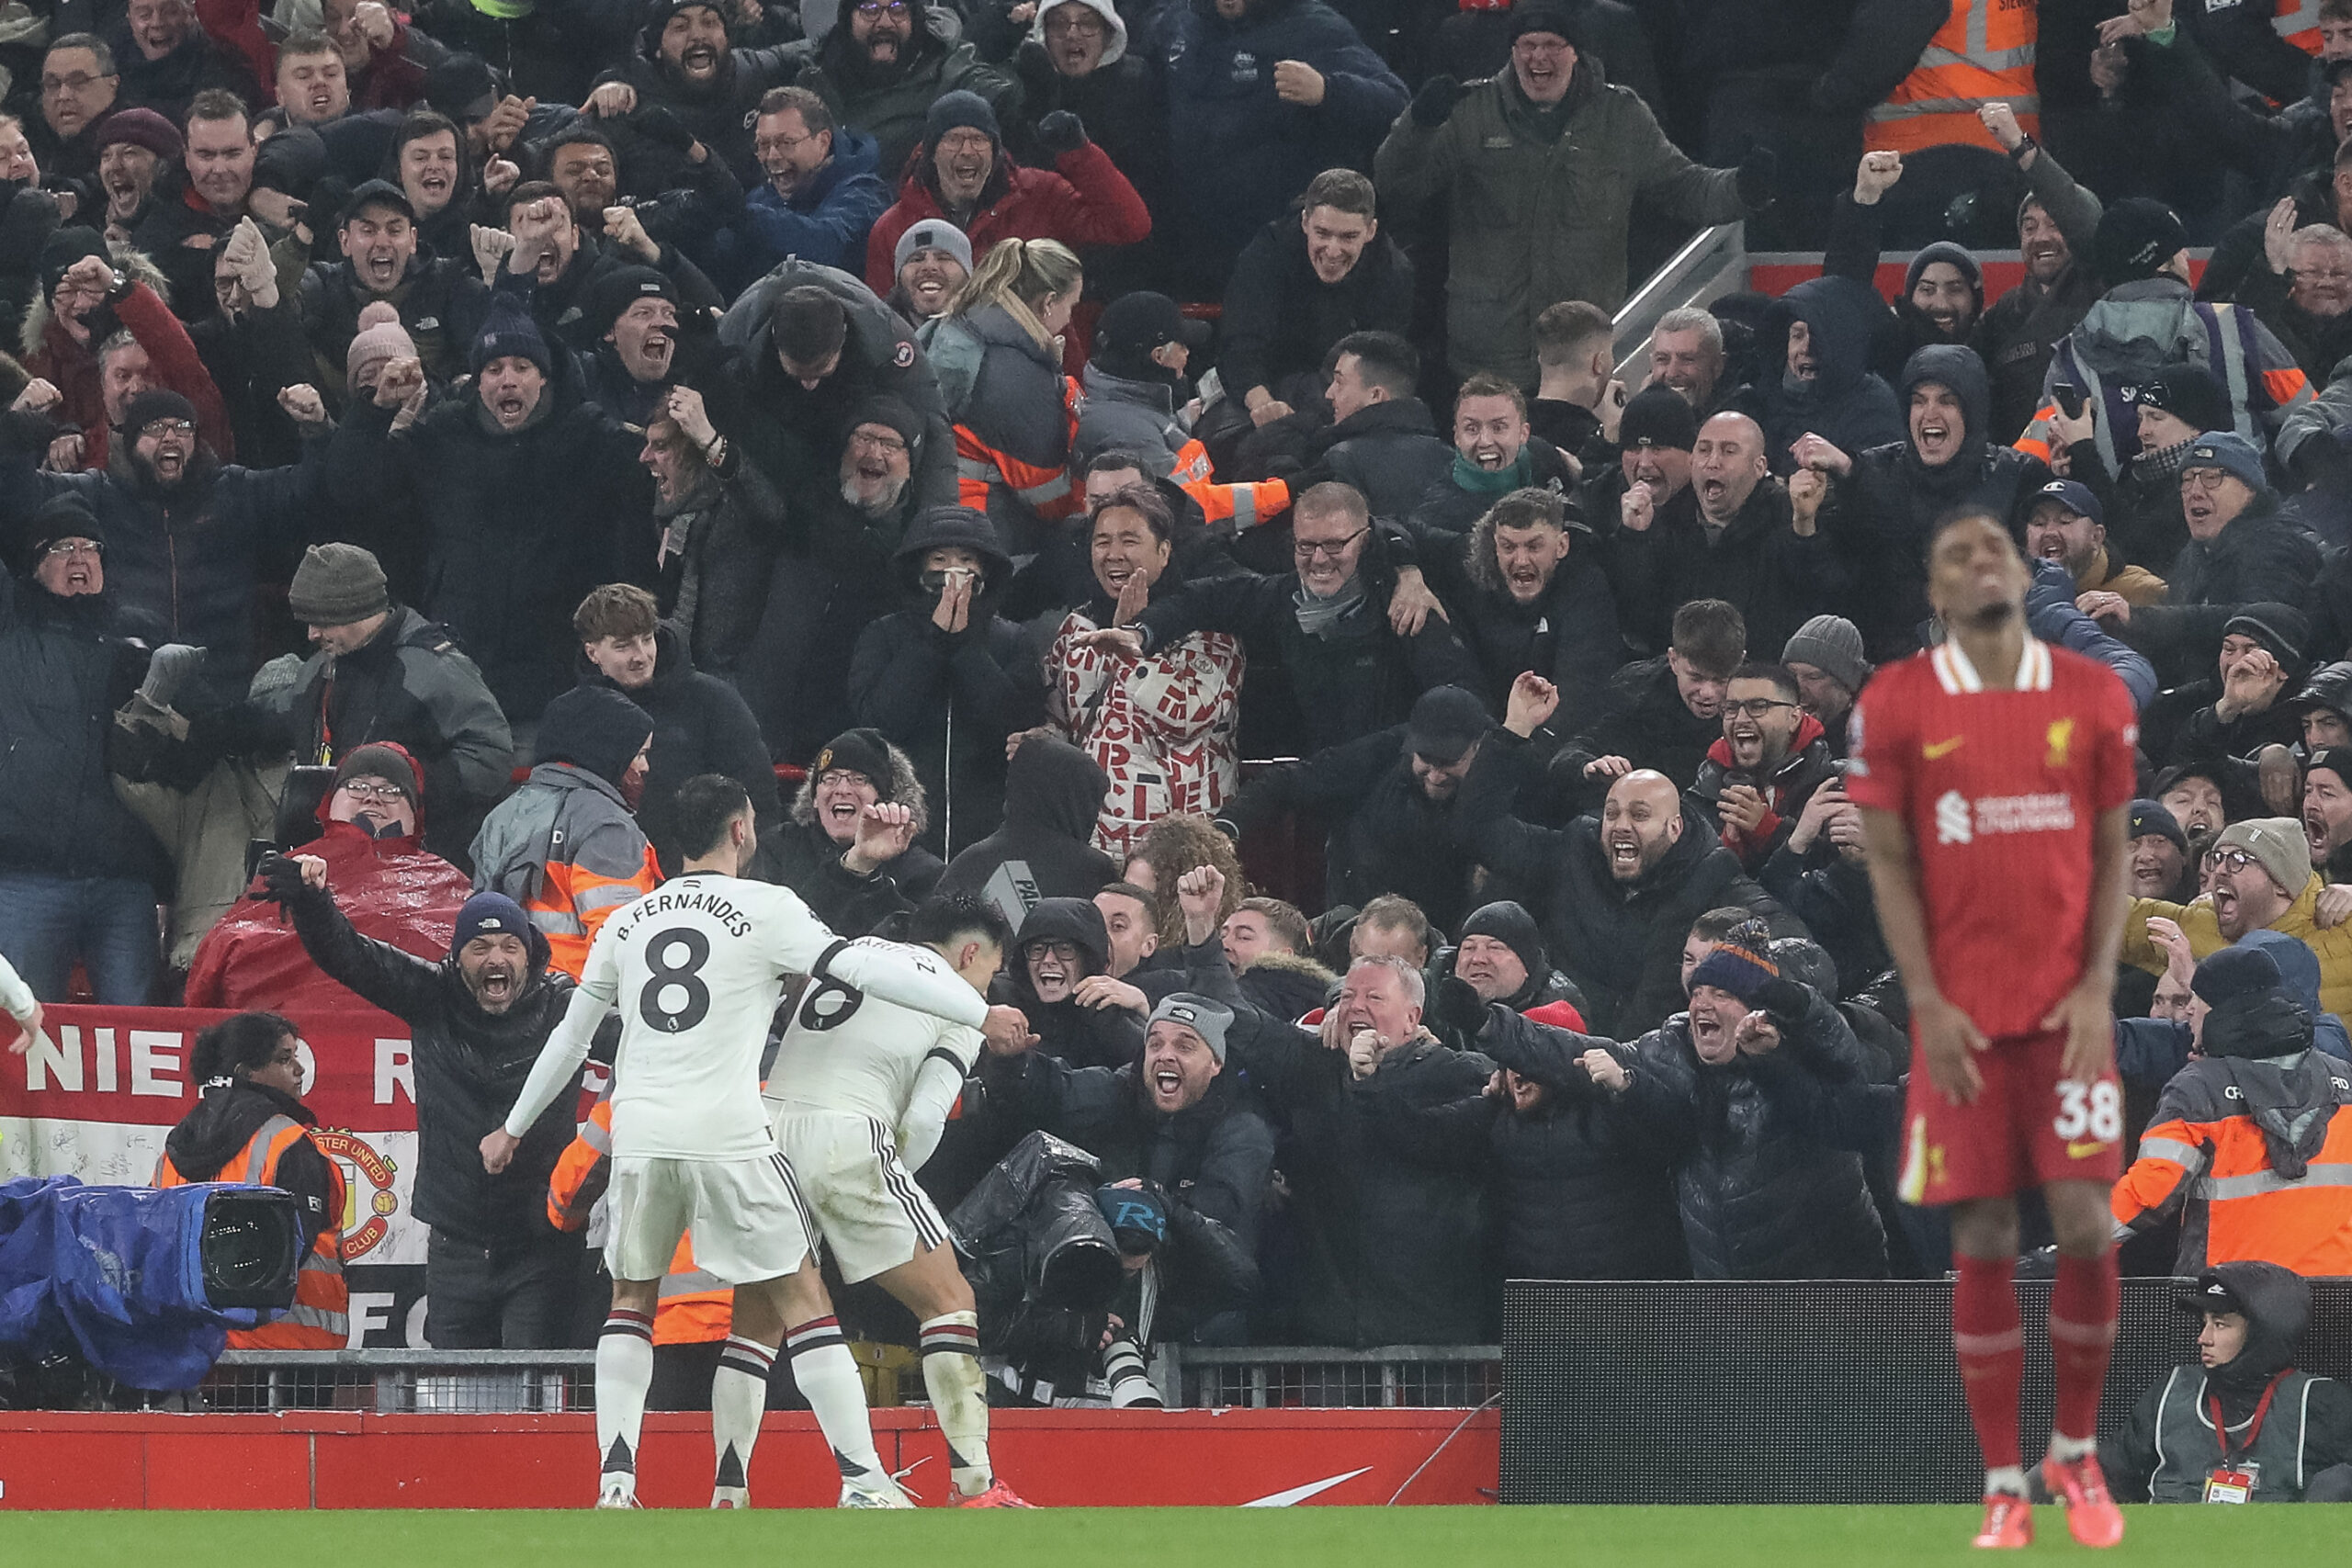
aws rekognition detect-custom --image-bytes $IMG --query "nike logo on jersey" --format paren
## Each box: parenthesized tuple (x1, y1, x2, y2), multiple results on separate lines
(2065, 1139, 2111, 1159)
(1923, 736, 1965, 760)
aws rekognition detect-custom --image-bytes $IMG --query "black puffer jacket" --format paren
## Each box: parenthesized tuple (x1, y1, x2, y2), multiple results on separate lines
(1826, 344, 2054, 660)
(1001, 896, 1143, 1069)
(282, 877, 581, 1249)
(0, 575, 168, 888)
(1739, 275, 1905, 474)
(846, 505, 1046, 854)
(1286, 398, 1454, 522)
(933, 733, 1120, 909)
(1226, 1014, 1498, 1345)
(1216, 213, 1414, 410)
(1630, 985, 1890, 1280)
(324, 362, 655, 722)
(575, 625, 779, 874)
(1457, 734, 1801, 1039)
(756, 817, 943, 937)
(1387, 1003, 1685, 1280)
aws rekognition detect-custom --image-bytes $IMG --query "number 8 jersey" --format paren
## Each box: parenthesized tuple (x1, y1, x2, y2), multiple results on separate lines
(559, 874, 991, 1163)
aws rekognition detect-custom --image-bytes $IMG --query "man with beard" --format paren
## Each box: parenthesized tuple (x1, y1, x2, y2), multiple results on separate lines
(2128, 797, 2198, 905)
(860, 88, 1149, 300)
(1588, 385, 1695, 655)
(1457, 689, 1793, 1039)
(469, 683, 662, 982)
(578, 266, 684, 425)
(298, 179, 491, 397)
(1002, 0, 1170, 297)
(2081, 434, 2321, 690)
(185, 742, 475, 1010)
(266, 543, 514, 870)
(786, 0, 1017, 191)
(1973, 101, 2107, 443)
(325, 302, 656, 724)
(589, 0, 796, 190)
(30, 35, 119, 186)
(888, 218, 969, 321)
(571, 582, 778, 874)
(115, 0, 261, 125)
(1000, 896, 1141, 1069)
(1689, 662, 1838, 874)
(1559, 596, 1743, 798)
(1804, 344, 2052, 660)
(2126, 816, 2352, 1022)
(2025, 480, 2164, 609)
(23, 231, 232, 473)
(0, 497, 169, 1003)
(639, 384, 787, 696)
(1781, 615, 1870, 761)
(1412, 487, 1620, 738)
(1216, 683, 1497, 936)
(2306, 748, 2352, 884)
(133, 89, 256, 327)
(93, 109, 178, 245)
(737, 85, 887, 279)
(0, 385, 325, 697)
(1616, 411, 1839, 664)
(272, 864, 594, 1347)
(1407, 375, 1578, 539)
(1829, 151, 1984, 384)
(1644, 309, 1730, 416)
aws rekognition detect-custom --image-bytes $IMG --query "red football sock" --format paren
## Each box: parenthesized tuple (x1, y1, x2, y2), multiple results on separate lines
(1953, 1253, 2025, 1472)
(2049, 1250, 2120, 1444)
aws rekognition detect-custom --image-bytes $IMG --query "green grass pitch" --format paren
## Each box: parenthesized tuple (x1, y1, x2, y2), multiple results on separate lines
(5, 1506, 2342, 1566)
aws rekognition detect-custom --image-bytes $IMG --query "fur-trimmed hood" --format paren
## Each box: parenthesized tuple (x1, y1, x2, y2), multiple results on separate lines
(22, 243, 169, 362)
(788, 734, 931, 836)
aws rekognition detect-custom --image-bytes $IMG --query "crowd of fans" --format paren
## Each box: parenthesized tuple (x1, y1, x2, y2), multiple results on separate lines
(1, 0, 2350, 1422)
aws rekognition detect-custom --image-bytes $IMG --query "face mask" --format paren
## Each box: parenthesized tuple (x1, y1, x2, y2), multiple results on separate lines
(920, 566, 981, 596)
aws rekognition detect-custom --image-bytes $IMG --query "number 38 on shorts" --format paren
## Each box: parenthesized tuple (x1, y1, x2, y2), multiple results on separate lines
(2053, 1080, 2121, 1144)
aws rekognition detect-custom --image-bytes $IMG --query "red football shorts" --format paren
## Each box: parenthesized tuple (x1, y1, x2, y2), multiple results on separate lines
(1897, 1028, 2124, 1205)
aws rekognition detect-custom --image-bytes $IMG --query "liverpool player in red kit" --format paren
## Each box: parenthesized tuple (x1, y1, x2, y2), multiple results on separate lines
(1848, 513, 2135, 1551)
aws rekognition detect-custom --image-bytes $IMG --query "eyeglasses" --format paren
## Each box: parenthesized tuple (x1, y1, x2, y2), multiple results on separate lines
(42, 539, 102, 558)
(814, 768, 872, 789)
(2202, 848, 2258, 874)
(934, 130, 992, 153)
(854, 1, 910, 14)
(141, 418, 196, 437)
(1045, 11, 1106, 32)
(42, 72, 116, 95)
(1027, 941, 1081, 964)
(1294, 527, 1368, 561)
(754, 130, 823, 155)
(336, 779, 408, 804)
(1723, 698, 1797, 718)
(849, 429, 908, 456)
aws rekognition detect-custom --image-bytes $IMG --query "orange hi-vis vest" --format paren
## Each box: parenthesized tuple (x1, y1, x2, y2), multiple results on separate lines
(2112, 1060, 2352, 1278)
(529, 847, 661, 982)
(1867, 0, 2038, 156)
(955, 375, 1086, 525)
(1170, 437, 1290, 530)
(2278, 0, 2324, 55)
(155, 1114, 350, 1348)
(547, 1095, 731, 1345)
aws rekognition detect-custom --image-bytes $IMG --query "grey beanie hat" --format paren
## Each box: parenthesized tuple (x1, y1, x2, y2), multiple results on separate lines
(895, 219, 974, 276)
(288, 543, 391, 626)
(1146, 992, 1234, 1063)
(1781, 614, 1870, 694)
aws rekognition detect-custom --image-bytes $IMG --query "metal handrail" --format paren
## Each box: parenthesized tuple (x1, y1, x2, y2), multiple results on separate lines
(1610, 221, 1748, 388)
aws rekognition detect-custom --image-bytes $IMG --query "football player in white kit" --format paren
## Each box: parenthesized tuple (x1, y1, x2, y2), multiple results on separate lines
(481, 777, 1035, 1510)
(765, 873, 1031, 1506)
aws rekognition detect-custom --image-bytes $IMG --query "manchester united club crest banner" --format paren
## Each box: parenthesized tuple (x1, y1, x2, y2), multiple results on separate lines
(0, 1004, 523, 1345)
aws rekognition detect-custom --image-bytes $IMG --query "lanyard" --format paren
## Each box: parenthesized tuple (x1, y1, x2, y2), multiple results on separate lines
(2208, 1371, 2289, 1462)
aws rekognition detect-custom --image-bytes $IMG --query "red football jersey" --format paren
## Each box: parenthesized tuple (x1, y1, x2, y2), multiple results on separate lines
(1844, 637, 2137, 1040)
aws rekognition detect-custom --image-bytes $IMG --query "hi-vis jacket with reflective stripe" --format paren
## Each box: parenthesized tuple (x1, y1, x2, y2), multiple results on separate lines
(547, 1094, 730, 1345)
(2112, 1049, 2352, 1278)
(470, 761, 662, 982)
(155, 1115, 350, 1348)
(1867, 0, 2037, 155)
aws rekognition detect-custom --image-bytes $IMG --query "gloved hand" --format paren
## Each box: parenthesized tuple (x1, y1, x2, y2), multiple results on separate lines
(1736, 144, 1779, 209)
(1411, 74, 1463, 128)
(138, 643, 205, 711)
(1430, 974, 1489, 1039)
(255, 852, 309, 905)
(631, 105, 697, 152)
(1036, 110, 1088, 156)
(1015, 39, 1057, 100)
(1755, 976, 1812, 1026)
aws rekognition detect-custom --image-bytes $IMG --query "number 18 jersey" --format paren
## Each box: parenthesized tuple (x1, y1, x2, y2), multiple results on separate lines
(578, 874, 987, 1162)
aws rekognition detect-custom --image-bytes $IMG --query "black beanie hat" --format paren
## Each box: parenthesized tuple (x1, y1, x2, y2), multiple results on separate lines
(923, 89, 1000, 150)
(470, 293, 554, 378)
(812, 728, 895, 794)
(252, 126, 330, 202)
(2132, 363, 2233, 435)
(1620, 382, 1700, 450)
(2094, 197, 2188, 287)
(334, 741, 420, 809)
(28, 493, 103, 554)
(534, 685, 654, 788)
(846, 394, 923, 453)
(120, 387, 198, 434)
(587, 265, 677, 340)
(1460, 900, 1546, 986)
(40, 226, 108, 299)
(2192, 943, 2284, 1010)
(1509, 0, 1581, 47)
(2222, 604, 2311, 671)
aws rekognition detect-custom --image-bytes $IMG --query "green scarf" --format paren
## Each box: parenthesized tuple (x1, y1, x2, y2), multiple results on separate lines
(1452, 447, 1532, 495)
(470, 0, 534, 17)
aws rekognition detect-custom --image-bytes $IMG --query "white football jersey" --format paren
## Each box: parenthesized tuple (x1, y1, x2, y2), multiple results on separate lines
(578, 874, 987, 1161)
(763, 941, 986, 1126)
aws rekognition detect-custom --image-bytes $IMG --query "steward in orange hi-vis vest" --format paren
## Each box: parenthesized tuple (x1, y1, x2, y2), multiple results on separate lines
(1867, 0, 2038, 156)
(153, 1012, 350, 1348)
(548, 1092, 732, 1346)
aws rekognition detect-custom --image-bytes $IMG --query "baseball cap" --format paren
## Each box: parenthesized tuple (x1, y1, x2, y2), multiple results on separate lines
(1096, 290, 1211, 355)
(1404, 685, 1489, 765)
(2032, 479, 2101, 526)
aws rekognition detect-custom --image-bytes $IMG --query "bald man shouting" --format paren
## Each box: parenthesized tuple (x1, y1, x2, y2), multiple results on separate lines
(1454, 671, 1800, 1037)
